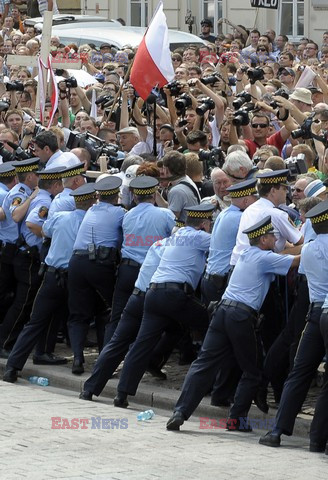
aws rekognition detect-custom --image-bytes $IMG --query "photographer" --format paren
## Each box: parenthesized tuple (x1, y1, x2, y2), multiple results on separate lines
(3, 109, 24, 140)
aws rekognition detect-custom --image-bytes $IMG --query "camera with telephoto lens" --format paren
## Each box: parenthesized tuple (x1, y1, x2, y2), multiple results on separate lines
(247, 67, 264, 84)
(0, 100, 10, 113)
(232, 91, 252, 110)
(175, 93, 192, 115)
(5, 81, 24, 92)
(201, 72, 222, 86)
(270, 89, 289, 110)
(285, 153, 307, 177)
(291, 112, 316, 140)
(196, 97, 215, 116)
(232, 103, 255, 127)
(66, 131, 121, 169)
(65, 77, 78, 88)
(199, 147, 226, 177)
(0, 141, 32, 163)
(166, 80, 182, 97)
(95, 94, 115, 108)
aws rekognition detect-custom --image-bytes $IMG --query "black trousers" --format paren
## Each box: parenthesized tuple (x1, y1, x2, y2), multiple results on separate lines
(84, 292, 187, 396)
(173, 303, 261, 421)
(310, 310, 328, 445)
(117, 287, 209, 396)
(201, 275, 241, 402)
(6, 270, 67, 370)
(67, 255, 116, 361)
(262, 276, 310, 397)
(0, 252, 41, 351)
(104, 262, 140, 344)
(0, 251, 16, 323)
(275, 305, 325, 436)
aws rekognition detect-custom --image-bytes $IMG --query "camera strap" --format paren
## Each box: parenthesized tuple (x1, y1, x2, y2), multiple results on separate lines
(179, 181, 201, 204)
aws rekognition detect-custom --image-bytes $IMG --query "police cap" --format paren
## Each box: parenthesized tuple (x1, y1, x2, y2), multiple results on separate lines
(70, 183, 96, 202)
(60, 163, 85, 178)
(96, 176, 122, 196)
(243, 215, 274, 239)
(305, 199, 328, 225)
(226, 178, 258, 198)
(130, 176, 158, 195)
(36, 166, 66, 180)
(185, 203, 215, 219)
(12, 158, 40, 173)
(257, 169, 289, 186)
(0, 162, 16, 178)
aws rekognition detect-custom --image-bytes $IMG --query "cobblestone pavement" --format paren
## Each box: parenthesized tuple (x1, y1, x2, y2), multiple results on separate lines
(0, 381, 327, 480)
(56, 340, 324, 417)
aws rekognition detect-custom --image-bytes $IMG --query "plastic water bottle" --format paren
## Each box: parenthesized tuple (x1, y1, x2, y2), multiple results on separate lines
(137, 409, 155, 421)
(28, 376, 49, 386)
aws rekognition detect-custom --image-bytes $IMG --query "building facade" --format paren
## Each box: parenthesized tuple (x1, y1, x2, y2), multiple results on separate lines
(58, 1, 328, 45)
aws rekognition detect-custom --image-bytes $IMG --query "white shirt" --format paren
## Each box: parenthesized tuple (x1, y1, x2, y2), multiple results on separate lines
(37, 0, 59, 15)
(230, 197, 302, 265)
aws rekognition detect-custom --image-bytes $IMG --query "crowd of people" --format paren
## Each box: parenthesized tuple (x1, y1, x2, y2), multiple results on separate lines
(0, 5, 328, 454)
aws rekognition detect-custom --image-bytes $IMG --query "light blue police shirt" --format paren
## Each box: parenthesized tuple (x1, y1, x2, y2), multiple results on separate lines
(299, 234, 328, 303)
(134, 242, 166, 292)
(0, 182, 32, 243)
(73, 202, 125, 250)
(0, 182, 9, 206)
(150, 226, 211, 290)
(121, 202, 175, 264)
(207, 204, 242, 276)
(43, 209, 86, 269)
(48, 188, 75, 218)
(22, 189, 52, 250)
(223, 247, 294, 311)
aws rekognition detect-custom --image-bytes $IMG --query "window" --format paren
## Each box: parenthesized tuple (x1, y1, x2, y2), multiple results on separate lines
(280, 0, 304, 39)
(201, 0, 223, 35)
(128, 0, 148, 27)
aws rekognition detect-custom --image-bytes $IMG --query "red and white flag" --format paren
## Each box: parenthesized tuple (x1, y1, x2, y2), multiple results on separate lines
(130, 1, 174, 100)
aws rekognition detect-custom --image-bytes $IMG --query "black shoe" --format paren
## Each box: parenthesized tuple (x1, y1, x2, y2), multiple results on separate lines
(254, 389, 269, 414)
(113, 393, 129, 408)
(226, 417, 252, 433)
(3, 367, 18, 383)
(33, 353, 68, 365)
(79, 390, 93, 401)
(146, 366, 167, 380)
(0, 348, 11, 359)
(210, 398, 231, 407)
(72, 359, 84, 375)
(309, 442, 326, 453)
(166, 411, 185, 431)
(259, 431, 281, 447)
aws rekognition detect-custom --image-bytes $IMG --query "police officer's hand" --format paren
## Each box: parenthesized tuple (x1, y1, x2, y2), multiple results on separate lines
(30, 187, 40, 201)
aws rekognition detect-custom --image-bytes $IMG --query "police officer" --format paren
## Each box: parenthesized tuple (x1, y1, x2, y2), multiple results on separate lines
(79, 238, 168, 400)
(166, 216, 299, 432)
(47, 163, 86, 218)
(201, 178, 258, 407)
(0, 158, 39, 358)
(0, 164, 65, 356)
(105, 176, 175, 342)
(0, 163, 18, 322)
(201, 178, 258, 307)
(67, 177, 125, 374)
(259, 201, 328, 450)
(2, 183, 97, 383)
(113, 203, 213, 408)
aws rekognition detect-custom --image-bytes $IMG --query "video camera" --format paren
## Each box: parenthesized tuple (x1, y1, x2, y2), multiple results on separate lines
(199, 147, 225, 178)
(0, 141, 32, 163)
(66, 131, 122, 169)
(5, 81, 24, 92)
(285, 153, 307, 177)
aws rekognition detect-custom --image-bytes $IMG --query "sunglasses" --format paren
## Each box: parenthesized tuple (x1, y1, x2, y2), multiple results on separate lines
(172, 58, 180, 61)
(251, 123, 269, 129)
(292, 187, 304, 193)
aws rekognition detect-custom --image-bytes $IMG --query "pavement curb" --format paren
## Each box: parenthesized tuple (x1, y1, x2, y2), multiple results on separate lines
(0, 359, 312, 438)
